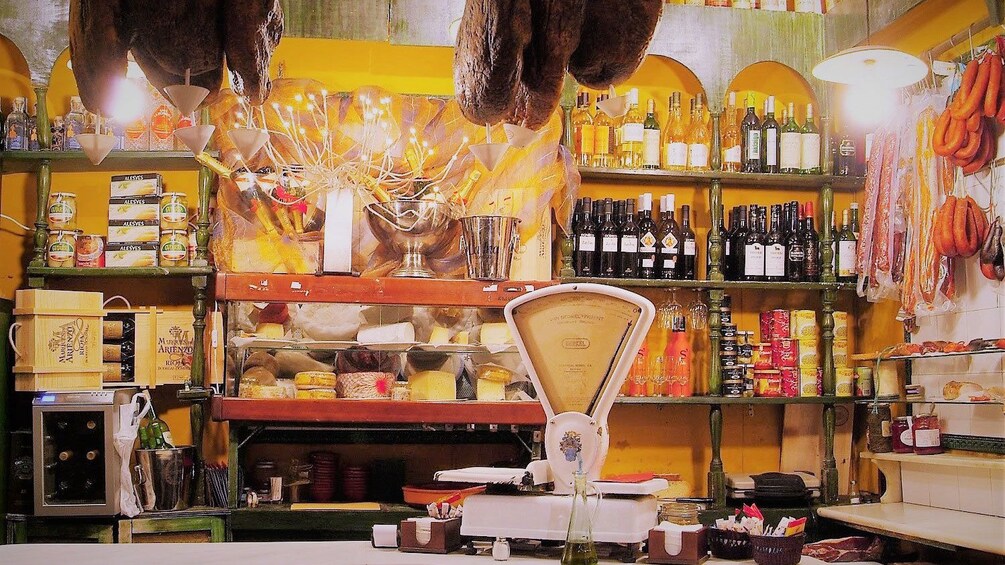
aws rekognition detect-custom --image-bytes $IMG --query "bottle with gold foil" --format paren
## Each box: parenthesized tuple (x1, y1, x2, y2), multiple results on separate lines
(572, 92, 595, 167)
(618, 88, 644, 169)
(687, 93, 710, 171)
(592, 95, 613, 168)
(662, 92, 687, 171)
(642, 98, 661, 170)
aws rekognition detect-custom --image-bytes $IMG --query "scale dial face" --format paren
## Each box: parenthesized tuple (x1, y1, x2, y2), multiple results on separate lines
(510, 292, 642, 416)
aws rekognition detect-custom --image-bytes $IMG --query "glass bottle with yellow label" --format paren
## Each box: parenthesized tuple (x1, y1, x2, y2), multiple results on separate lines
(687, 93, 710, 171)
(592, 95, 613, 168)
(618, 88, 644, 169)
(572, 92, 595, 167)
(662, 93, 688, 171)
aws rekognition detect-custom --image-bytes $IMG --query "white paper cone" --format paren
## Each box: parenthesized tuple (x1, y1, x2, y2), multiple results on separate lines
(229, 127, 270, 159)
(164, 84, 210, 116)
(503, 123, 539, 148)
(75, 133, 117, 165)
(174, 124, 216, 154)
(469, 142, 510, 171)
(597, 95, 629, 118)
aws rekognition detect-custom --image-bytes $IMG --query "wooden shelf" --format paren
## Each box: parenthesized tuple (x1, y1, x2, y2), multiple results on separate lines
(1, 150, 214, 173)
(616, 395, 856, 405)
(230, 503, 423, 533)
(28, 266, 213, 279)
(563, 277, 856, 292)
(578, 166, 866, 191)
(854, 398, 1004, 406)
(862, 451, 1005, 470)
(851, 347, 1005, 362)
(212, 397, 547, 426)
(215, 273, 556, 306)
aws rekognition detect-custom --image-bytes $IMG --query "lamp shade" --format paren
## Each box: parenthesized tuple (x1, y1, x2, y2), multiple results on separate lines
(813, 46, 928, 89)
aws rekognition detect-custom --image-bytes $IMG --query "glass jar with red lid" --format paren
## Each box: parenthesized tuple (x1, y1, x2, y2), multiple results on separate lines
(891, 416, 914, 453)
(912, 413, 942, 455)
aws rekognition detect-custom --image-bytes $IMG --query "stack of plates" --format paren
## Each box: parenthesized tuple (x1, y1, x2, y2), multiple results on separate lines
(309, 451, 339, 502)
(342, 465, 368, 502)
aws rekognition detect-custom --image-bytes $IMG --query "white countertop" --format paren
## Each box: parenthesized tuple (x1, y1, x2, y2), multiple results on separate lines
(818, 502, 1005, 555)
(0, 540, 872, 565)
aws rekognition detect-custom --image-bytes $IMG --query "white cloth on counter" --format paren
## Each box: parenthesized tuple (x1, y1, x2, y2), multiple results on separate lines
(652, 521, 704, 556)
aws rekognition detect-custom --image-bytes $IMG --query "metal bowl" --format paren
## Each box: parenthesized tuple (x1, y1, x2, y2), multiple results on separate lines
(365, 200, 457, 278)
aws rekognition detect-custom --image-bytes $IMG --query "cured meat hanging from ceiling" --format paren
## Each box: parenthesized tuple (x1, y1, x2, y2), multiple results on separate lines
(68, 0, 284, 116)
(454, 0, 663, 130)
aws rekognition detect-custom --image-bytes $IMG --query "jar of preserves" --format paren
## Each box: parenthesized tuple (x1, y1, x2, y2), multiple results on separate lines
(46, 229, 77, 267)
(160, 192, 189, 230)
(159, 229, 189, 266)
(912, 413, 942, 455)
(892, 416, 914, 453)
(47, 192, 77, 230)
(867, 403, 893, 453)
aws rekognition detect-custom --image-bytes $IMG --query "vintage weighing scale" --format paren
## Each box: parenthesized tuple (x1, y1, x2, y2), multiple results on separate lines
(434, 283, 665, 559)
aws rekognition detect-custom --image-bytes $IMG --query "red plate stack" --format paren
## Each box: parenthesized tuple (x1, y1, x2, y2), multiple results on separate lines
(342, 465, 368, 502)
(309, 451, 339, 502)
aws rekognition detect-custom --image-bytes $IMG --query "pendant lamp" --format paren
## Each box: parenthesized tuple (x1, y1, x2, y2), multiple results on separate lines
(812, 0, 927, 89)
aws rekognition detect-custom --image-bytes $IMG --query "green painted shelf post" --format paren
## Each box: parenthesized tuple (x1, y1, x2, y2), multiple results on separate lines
(707, 179, 724, 282)
(193, 109, 213, 267)
(708, 404, 726, 507)
(820, 182, 835, 283)
(707, 289, 724, 395)
(228, 426, 241, 508)
(34, 85, 51, 150)
(29, 159, 51, 276)
(822, 404, 838, 503)
(188, 275, 209, 507)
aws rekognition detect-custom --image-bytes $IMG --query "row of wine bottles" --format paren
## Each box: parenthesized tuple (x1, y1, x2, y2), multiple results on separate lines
(571, 194, 860, 282)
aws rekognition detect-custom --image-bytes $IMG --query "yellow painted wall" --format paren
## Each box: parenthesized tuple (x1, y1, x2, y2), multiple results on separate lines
(1, 11, 974, 495)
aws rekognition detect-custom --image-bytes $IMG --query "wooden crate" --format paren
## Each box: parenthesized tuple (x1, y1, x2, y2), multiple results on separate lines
(12, 290, 104, 392)
(103, 307, 157, 388)
(155, 309, 195, 386)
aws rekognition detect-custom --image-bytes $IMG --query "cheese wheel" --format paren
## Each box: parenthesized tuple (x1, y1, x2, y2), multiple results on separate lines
(296, 388, 338, 400)
(408, 370, 457, 401)
(428, 325, 451, 344)
(294, 371, 337, 388)
(479, 323, 512, 345)
(358, 322, 416, 344)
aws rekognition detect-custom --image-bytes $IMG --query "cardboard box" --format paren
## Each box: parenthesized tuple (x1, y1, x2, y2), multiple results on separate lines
(110, 173, 162, 198)
(109, 196, 160, 222)
(108, 220, 160, 244)
(156, 310, 195, 385)
(105, 243, 158, 267)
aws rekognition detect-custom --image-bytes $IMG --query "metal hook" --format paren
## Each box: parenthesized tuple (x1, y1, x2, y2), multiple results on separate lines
(969, 25, 975, 58)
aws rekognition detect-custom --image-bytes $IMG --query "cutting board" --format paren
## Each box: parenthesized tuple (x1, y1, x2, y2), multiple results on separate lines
(780, 404, 853, 495)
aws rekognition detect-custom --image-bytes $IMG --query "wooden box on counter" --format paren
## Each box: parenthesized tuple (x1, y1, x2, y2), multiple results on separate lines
(398, 518, 462, 554)
(647, 527, 709, 565)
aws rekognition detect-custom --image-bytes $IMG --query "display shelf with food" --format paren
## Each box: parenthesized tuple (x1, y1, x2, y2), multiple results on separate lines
(26, 265, 214, 279)
(1, 150, 219, 173)
(578, 165, 866, 191)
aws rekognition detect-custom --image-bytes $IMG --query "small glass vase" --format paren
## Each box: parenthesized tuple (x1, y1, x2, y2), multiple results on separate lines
(561, 472, 598, 565)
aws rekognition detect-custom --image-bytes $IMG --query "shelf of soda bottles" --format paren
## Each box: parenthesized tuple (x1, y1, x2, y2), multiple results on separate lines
(614, 395, 857, 405)
(562, 276, 858, 292)
(578, 165, 866, 191)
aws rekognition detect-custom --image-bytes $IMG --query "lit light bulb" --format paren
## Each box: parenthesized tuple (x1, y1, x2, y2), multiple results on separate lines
(271, 102, 280, 110)
(294, 94, 303, 103)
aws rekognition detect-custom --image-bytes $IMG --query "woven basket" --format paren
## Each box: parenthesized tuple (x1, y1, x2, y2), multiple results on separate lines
(750, 533, 806, 565)
(708, 528, 752, 560)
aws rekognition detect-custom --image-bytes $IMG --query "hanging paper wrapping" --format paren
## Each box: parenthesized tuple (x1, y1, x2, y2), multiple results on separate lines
(208, 81, 578, 276)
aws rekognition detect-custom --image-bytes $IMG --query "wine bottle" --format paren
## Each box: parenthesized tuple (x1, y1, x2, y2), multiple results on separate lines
(761, 96, 780, 174)
(598, 198, 619, 277)
(663, 93, 688, 171)
(706, 205, 726, 279)
(721, 92, 742, 173)
(619, 89, 644, 169)
(619, 198, 640, 278)
(836, 131, 856, 176)
(638, 193, 658, 279)
(58, 450, 74, 462)
(572, 92, 595, 167)
(657, 194, 681, 280)
(730, 205, 749, 281)
(592, 96, 613, 168)
(800, 103, 821, 174)
(764, 204, 786, 281)
(850, 202, 861, 240)
(575, 197, 597, 276)
(571, 198, 583, 274)
(802, 202, 821, 281)
(743, 205, 765, 281)
(740, 95, 761, 173)
(785, 202, 805, 282)
(780, 102, 801, 174)
(86, 449, 100, 461)
(680, 204, 696, 280)
(837, 208, 858, 282)
(642, 98, 661, 170)
(687, 93, 710, 172)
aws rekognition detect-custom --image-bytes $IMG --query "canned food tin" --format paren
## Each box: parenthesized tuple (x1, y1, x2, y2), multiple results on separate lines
(188, 231, 197, 265)
(720, 339, 738, 354)
(722, 366, 745, 381)
(833, 339, 849, 368)
(75, 234, 105, 268)
(780, 367, 800, 397)
(772, 338, 799, 368)
(738, 332, 754, 364)
(855, 367, 874, 397)
(160, 192, 189, 230)
(47, 192, 77, 230)
(719, 307, 732, 324)
(754, 369, 781, 397)
(720, 351, 739, 367)
(720, 324, 737, 338)
(743, 364, 755, 397)
(753, 343, 773, 370)
(833, 311, 849, 340)
(835, 367, 854, 397)
(790, 310, 818, 339)
(722, 379, 744, 397)
(159, 229, 189, 266)
(46, 229, 77, 267)
(799, 367, 819, 397)
(798, 339, 819, 368)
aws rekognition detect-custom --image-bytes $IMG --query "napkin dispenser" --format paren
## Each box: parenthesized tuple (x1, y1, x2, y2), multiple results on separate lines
(647, 524, 708, 565)
(398, 517, 462, 554)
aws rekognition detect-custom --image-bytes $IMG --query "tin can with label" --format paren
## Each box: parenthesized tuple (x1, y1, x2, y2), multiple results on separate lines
(742, 364, 755, 397)
(855, 367, 873, 397)
(722, 379, 744, 398)
(780, 367, 800, 397)
(720, 307, 732, 325)
(754, 369, 781, 397)
(799, 367, 819, 397)
(720, 323, 737, 338)
(46, 229, 77, 267)
(790, 310, 818, 339)
(836, 367, 854, 397)
(798, 339, 819, 368)
(159, 229, 189, 266)
(721, 351, 739, 367)
(160, 192, 189, 230)
(772, 338, 799, 368)
(720, 337, 737, 354)
(722, 366, 745, 382)
(75, 234, 105, 268)
(47, 192, 77, 230)
(753, 342, 773, 370)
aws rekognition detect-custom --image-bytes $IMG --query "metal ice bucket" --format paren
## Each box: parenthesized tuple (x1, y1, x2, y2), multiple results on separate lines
(460, 215, 520, 281)
(365, 200, 458, 278)
(135, 446, 194, 511)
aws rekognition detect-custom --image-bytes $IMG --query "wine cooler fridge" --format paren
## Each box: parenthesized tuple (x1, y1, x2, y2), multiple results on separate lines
(32, 389, 137, 516)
